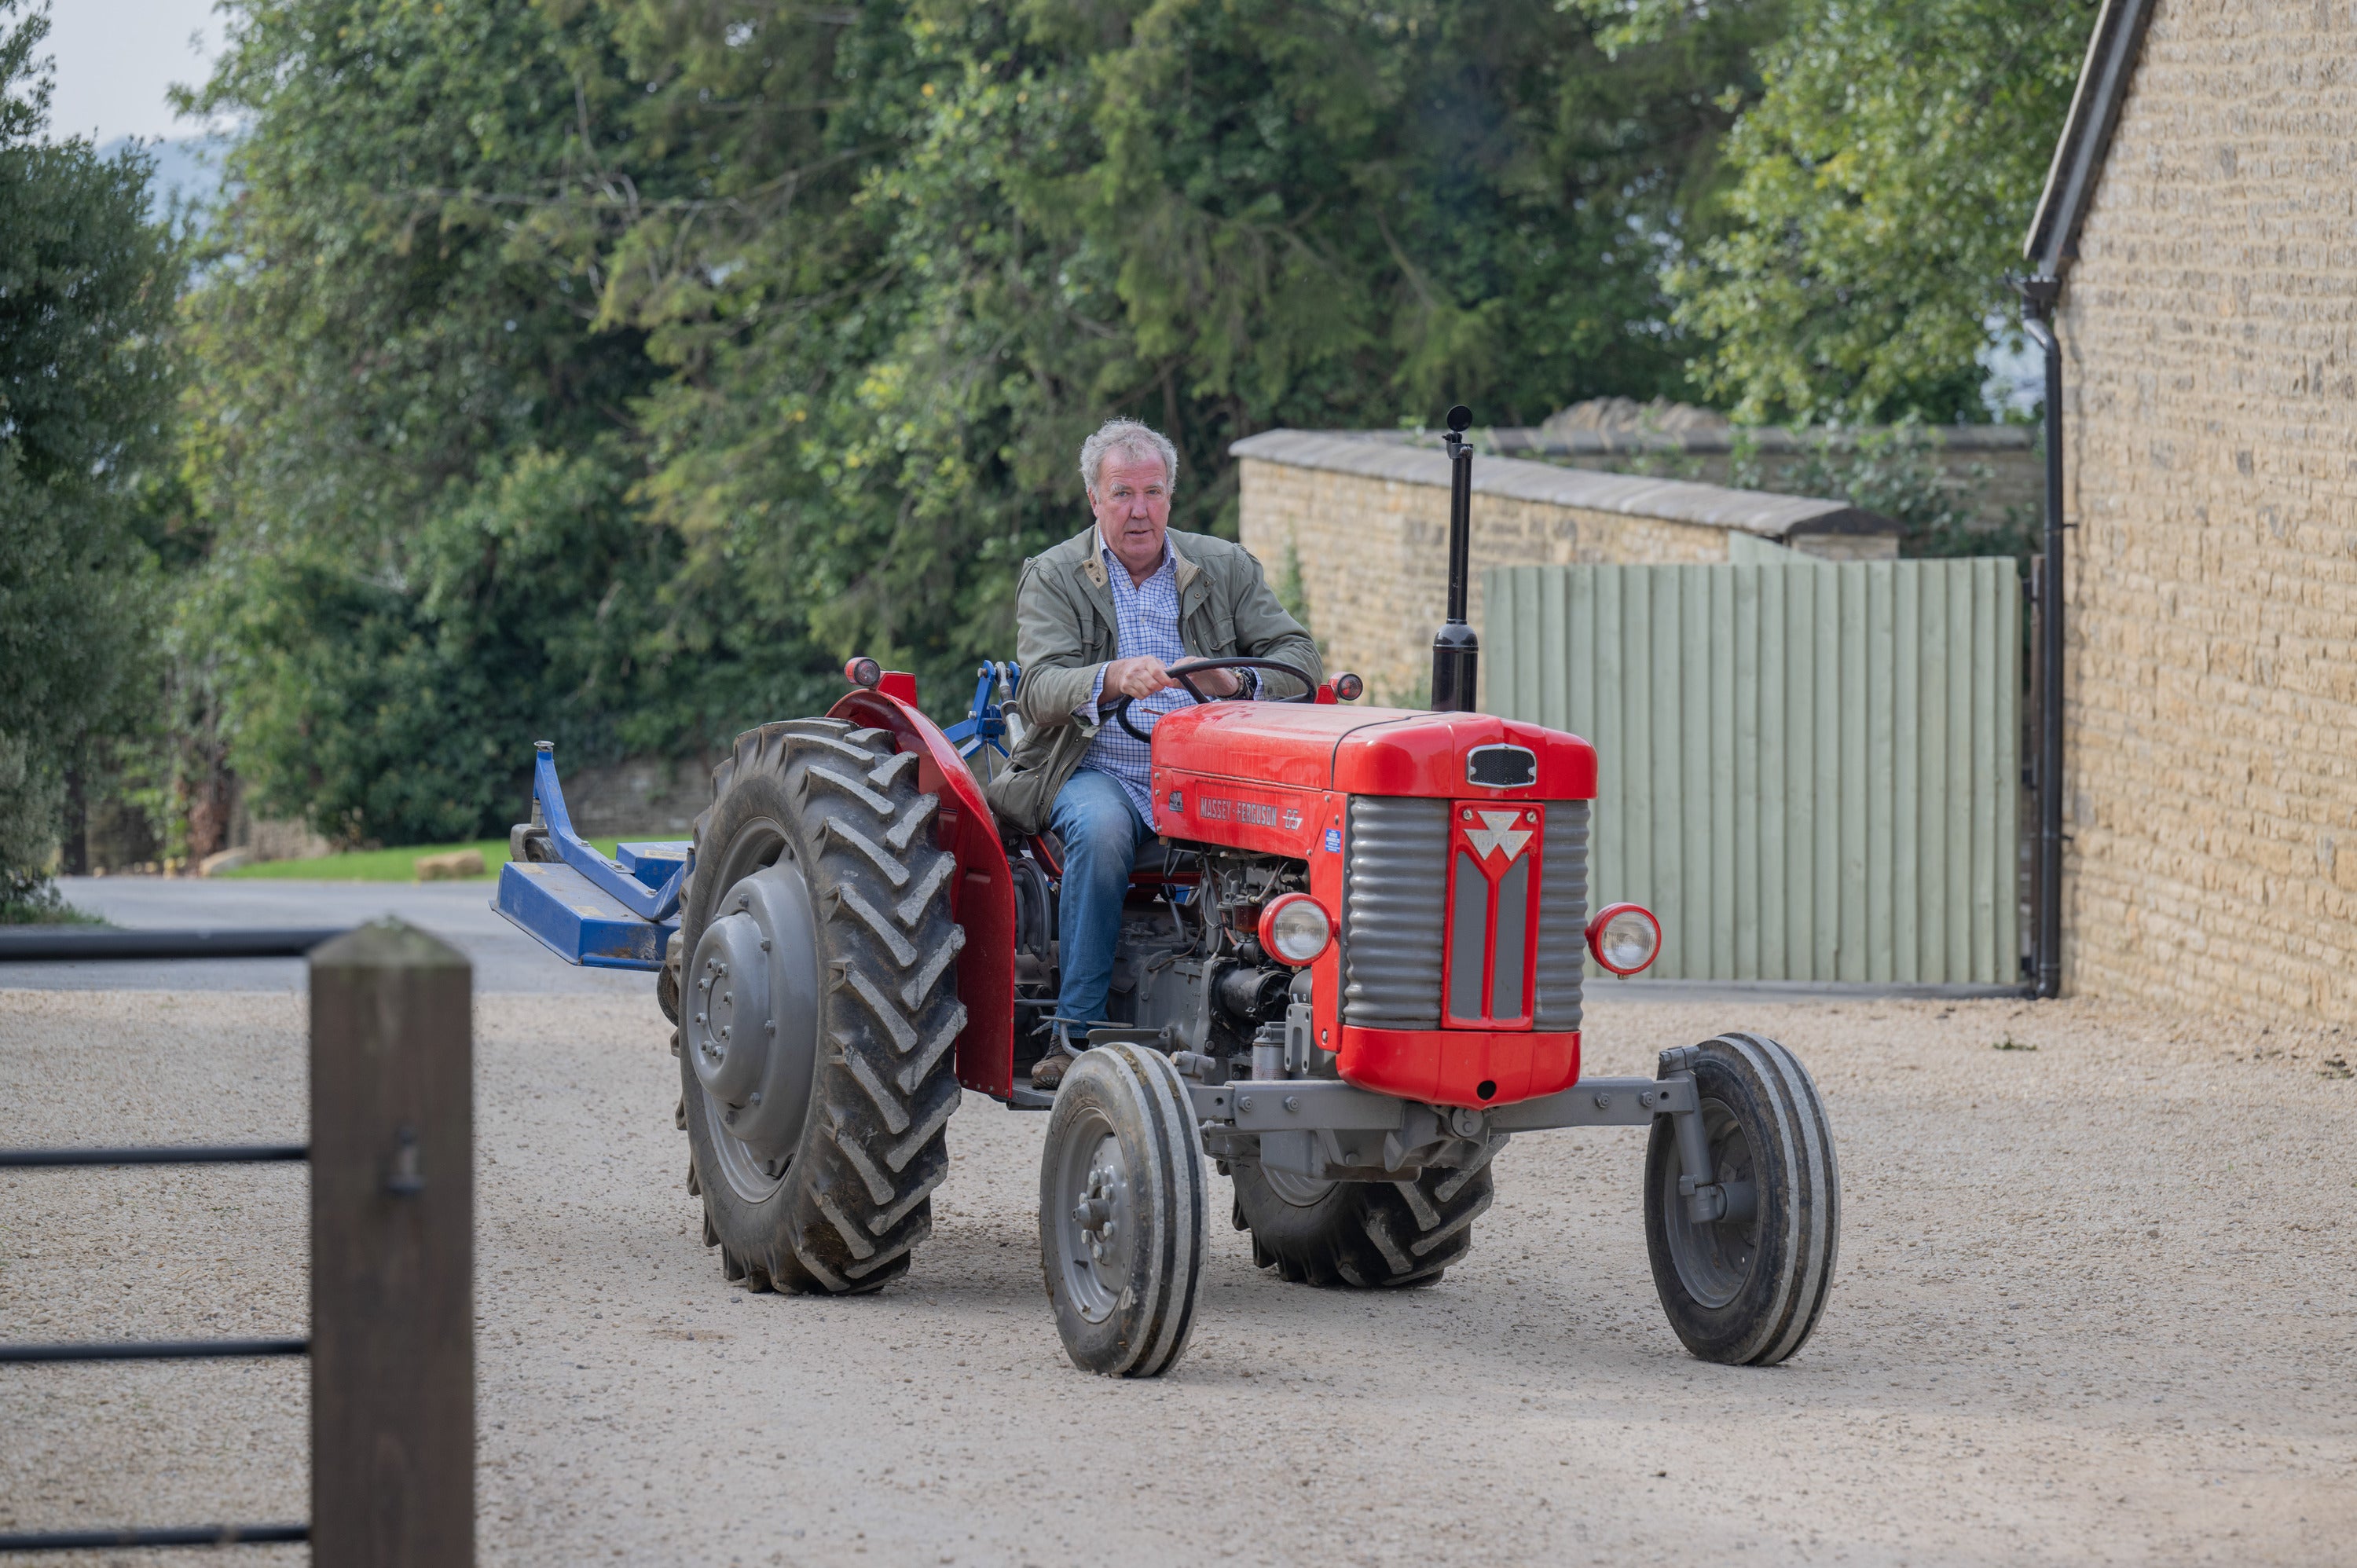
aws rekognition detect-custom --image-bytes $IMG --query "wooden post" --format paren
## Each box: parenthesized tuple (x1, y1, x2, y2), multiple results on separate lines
(310, 921, 474, 1566)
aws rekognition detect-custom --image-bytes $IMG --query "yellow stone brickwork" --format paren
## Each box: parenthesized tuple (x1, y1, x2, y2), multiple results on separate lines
(2058, 0, 2357, 1021)
(1236, 457, 1729, 705)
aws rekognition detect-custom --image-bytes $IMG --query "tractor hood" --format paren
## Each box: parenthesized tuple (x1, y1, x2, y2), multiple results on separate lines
(1148, 702, 1596, 801)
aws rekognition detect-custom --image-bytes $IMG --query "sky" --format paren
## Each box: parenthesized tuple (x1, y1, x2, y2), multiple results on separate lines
(38, 0, 225, 143)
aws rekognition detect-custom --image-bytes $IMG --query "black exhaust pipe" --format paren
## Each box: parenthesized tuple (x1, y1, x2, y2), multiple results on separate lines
(2016, 275, 2066, 999)
(1431, 403, 1479, 711)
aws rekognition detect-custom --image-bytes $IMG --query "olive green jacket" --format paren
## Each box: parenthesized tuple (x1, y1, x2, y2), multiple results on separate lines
(979, 524, 1321, 836)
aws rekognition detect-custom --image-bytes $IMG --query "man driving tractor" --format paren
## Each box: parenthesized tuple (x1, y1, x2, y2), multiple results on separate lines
(982, 419, 1321, 1090)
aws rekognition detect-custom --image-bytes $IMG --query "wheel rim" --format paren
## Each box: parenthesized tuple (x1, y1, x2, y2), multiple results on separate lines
(1260, 1166, 1336, 1207)
(1659, 1097, 1761, 1310)
(1054, 1108, 1135, 1324)
(693, 816, 797, 1206)
(709, 1113, 789, 1204)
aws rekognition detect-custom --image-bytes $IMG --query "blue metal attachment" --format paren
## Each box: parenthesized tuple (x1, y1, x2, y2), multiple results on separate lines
(615, 841, 692, 889)
(490, 743, 690, 971)
(494, 858, 676, 970)
(529, 745, 691, 920)
(939, 661, 1021, 765)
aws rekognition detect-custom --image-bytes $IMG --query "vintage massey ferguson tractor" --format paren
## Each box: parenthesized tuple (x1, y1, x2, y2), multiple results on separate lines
(496, 407, 1840, 1376)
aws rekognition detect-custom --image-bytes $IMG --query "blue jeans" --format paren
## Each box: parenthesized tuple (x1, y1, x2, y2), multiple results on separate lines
(1049, 767, 1152, 1047)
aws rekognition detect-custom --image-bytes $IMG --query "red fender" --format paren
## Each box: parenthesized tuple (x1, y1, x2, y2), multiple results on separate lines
(828, 687, 1018, 1102)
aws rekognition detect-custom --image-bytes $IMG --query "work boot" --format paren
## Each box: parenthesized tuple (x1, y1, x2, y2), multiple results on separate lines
(1030, 1036, 1082, 1091)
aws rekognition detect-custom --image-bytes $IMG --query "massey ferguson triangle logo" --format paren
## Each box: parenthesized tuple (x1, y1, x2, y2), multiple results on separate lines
(1464, 809, 1534, 862)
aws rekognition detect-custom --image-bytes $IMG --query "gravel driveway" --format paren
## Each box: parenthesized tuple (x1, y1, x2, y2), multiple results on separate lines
(3, 975, 2352, 1566)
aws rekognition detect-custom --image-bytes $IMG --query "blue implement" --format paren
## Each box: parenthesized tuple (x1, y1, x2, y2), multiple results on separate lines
(615, 841, 693, 889)
(494, 858, 677, 971)
(529, 744, 691, 921)
(940, 661, 1021, 766)
(489, 742, 691, 969)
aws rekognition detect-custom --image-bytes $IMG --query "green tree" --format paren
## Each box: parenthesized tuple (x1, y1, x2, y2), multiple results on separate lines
(1668, 0, 2093, 423)
(0, 0, 182, 915)
(183, 0, 1782, 847)
(178, 0, 702, 843)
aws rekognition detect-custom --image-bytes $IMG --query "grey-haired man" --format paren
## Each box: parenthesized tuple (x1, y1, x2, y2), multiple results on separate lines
(981, 419, 1321, 1089)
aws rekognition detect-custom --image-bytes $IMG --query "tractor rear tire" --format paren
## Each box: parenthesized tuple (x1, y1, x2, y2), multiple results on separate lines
(1644, 1031, 1839, 1365)
(1039, 1042, 1206, 1376)
(678, 718, 966, 1295)
(1231, 1145, 1500, 1289)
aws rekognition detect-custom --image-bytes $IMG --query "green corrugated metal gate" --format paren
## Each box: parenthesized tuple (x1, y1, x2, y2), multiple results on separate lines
(1484, 551, 2023, 984)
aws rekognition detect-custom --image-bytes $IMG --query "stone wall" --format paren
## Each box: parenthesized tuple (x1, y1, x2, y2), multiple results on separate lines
(560, 753, 721, 838)
(225, 789, 332, 864)
(2057, 0, 2357, 1022)
(1233, 430, 1895, 705)
(1376, 423, 2042, 536)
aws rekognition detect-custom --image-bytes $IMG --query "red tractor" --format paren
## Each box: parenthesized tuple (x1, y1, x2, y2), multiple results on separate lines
(499, 408, 1839, 1376)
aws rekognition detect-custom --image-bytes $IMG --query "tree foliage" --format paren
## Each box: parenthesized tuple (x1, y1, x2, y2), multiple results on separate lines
(0, 1, 181, 912)
(1668, 0, 2094, 423)
(184, 0, 1785, 845)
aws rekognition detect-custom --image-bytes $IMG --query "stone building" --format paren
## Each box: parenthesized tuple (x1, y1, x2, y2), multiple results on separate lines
(2030, 0, 2357, 1021)
(1232, 430, 1896, 705)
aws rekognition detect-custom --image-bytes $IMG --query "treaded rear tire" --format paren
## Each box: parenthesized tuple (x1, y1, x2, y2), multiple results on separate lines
(1644, 1031, 1839, 1365)
(1231, 1145, 1501, 1288)
(679, 718, 966, 1295)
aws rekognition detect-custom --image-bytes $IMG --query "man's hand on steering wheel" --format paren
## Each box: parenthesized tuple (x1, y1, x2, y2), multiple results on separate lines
(1100, 655, 1241, 704)
(1103, 656, 1315, 742)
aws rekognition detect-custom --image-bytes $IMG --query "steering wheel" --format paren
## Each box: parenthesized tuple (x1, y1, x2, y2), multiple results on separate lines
(1108, 657, 1317, 743)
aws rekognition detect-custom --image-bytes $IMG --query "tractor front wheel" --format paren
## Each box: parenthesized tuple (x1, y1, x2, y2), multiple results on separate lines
(1038, 1043, 1206, 1376)
(678, 718, 966, 1295)
(1644, 1032, 1839, 1365)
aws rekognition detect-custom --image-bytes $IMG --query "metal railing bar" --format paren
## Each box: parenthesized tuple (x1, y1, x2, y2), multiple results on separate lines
(0, 1338, 308, 1365)
(0, 1523, 309, 1552)
(0, 1144, 309, 1169)
(0, 928, 348, 962)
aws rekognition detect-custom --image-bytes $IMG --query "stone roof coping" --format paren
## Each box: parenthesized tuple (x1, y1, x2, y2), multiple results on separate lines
(1229, 429, 1897, 540)
(1421, 424, 2030, 457)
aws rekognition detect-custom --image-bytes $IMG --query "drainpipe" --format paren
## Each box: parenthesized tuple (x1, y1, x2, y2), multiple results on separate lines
(2015, 276, 2066, 999)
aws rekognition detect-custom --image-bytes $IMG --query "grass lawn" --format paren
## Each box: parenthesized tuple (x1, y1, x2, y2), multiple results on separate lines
(2, 897, 106, 925)
(221, 835, 660, 883)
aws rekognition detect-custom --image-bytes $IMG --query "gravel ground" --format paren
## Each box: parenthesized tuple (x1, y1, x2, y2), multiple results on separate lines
(3, 981, 2352, 1567)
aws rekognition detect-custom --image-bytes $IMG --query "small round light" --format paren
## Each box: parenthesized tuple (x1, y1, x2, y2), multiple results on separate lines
(844, 656, 882, 689)
(1331, 672, 1365, 702)
(1587, 903, 1661, 976)
(1259, 894, 1332, 965)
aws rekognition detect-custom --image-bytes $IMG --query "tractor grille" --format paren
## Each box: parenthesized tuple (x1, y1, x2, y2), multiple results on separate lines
(1340, 796, 1587, 1032)
(1340, 797, 1448, 1028)
(1532, 800, 1589, 1031)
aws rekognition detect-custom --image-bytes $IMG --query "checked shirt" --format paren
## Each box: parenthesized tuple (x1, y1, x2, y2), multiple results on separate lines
(1078, 532, 1190, 822)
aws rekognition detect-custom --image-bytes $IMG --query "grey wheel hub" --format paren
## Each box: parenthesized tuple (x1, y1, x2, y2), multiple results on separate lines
(1659, 1098, 1760, 1310)
(1259, 1165, 1336, 1207)
(1054, 1114, 1135, 1324)
(686, 856, 823, 1181)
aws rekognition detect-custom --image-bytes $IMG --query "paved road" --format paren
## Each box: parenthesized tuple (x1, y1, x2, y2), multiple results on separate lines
(6, 877, 647, 997)
(2, 985, 2349, 1565)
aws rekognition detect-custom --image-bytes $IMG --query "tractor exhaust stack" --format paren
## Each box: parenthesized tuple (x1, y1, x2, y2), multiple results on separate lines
(1431, 403, 1479, 712)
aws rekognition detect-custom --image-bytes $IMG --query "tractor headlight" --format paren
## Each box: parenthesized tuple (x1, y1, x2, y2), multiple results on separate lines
(1587, 903, 1661, 976)
(1259, 894, 1333, 965)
